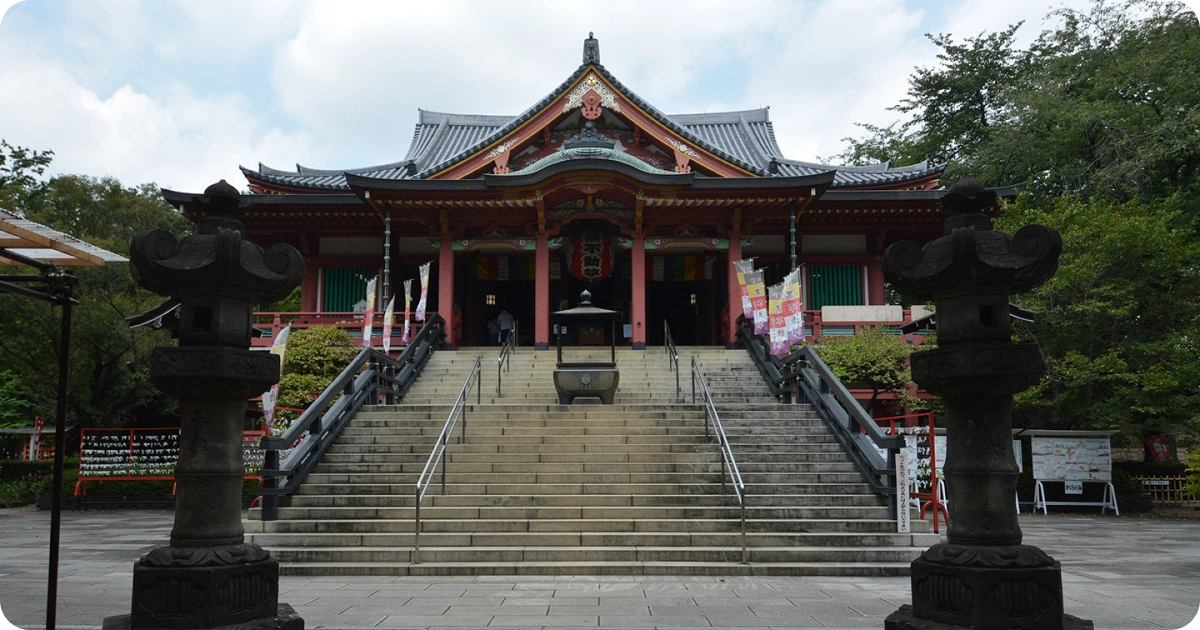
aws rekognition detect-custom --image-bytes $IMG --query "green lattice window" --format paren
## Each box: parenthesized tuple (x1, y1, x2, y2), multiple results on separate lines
(323, 267, 375, 312)
(808, 265, 863, 310)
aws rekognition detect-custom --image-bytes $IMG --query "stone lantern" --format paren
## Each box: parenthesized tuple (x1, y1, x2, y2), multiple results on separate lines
(109, 180, 305, 630)
(881, 179, 1089, 630)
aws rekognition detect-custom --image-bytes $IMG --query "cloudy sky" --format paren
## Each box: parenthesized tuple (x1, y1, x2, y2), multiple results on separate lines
(1, 0, 1192, 193)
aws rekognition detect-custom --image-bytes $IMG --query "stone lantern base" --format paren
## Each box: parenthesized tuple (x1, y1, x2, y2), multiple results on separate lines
(102, 544, 302, 630)
(884, 544, 1092, 630)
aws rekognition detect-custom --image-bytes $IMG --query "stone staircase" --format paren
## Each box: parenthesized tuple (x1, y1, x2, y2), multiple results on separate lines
(245, 346, 935, 576)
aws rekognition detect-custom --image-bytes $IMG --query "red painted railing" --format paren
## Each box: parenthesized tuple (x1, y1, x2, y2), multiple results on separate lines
(251, 311, 438, 349)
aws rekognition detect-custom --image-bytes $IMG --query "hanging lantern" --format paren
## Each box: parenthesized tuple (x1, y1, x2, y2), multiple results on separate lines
(567, 232, 613, 282)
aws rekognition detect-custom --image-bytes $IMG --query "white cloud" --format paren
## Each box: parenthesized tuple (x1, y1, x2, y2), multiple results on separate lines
(0, 49, 317, 191)
(3, 0, 1167, 191)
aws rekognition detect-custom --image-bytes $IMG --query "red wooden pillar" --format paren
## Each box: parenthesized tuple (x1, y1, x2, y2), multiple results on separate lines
(867, 260, 886, 305)
(535, 232, 550, 350)
(438, 235, 455, 346)
(631, 232, 647, 350)
(301, 261, 320, 312)
(727, 231, 742, 347)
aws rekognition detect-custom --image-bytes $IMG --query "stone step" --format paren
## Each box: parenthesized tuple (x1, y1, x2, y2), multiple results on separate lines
(294, 481, 876, 496)
(255, 508, 898, 526)
(261, 545, 924, 565)
(251, 531, 932, 551)
(251, 346, 921, 576)
(283, 493, 888, 509)
(274, 560, 914, 577)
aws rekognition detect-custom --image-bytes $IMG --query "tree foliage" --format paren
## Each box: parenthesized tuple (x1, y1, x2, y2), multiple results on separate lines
(833, 1, 1200, 209)
(997, 195, 1200, 434)
(817, 326, 919, 413)
(0, 139, 53, 213)
(0, 371, 38, 427)
(835, 2, 1200, 442)
(1, 144, 192, 431)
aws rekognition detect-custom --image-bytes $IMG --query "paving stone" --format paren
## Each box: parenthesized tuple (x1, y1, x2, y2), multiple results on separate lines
(2, 503, 1200, 628)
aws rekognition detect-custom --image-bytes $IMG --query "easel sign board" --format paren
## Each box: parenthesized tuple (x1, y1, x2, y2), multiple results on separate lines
(1031, 435, 1113, 481)
(1024, 430, 1121, 515)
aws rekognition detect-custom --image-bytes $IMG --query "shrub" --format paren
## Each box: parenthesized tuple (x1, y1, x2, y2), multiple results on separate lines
(269, 327, 358, 436)
(817, 326, 924, 413)
(281, 326, 358, 379)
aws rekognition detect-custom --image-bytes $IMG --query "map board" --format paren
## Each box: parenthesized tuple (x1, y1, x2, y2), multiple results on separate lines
(1031, 436, 1112, 481)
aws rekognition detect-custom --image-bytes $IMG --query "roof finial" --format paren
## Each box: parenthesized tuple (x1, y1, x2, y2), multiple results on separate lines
(583, 32, 600, 65)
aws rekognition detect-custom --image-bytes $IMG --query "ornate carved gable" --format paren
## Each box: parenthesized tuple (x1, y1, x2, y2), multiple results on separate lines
(429, 69, 756, 181)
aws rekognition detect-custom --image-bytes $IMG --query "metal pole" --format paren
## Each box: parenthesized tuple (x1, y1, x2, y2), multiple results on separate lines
(383, 208, 392, 304)
(691, 365, 696, 404)
(741, 509, 748, 564)
(413, 496, 421, 564)
(789, 200, 797, 272)
(46, 296, 72, 630)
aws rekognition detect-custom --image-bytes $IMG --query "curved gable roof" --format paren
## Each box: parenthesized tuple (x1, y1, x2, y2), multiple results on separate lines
(243, 37, 943, 193)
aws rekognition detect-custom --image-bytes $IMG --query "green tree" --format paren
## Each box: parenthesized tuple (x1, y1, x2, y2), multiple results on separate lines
(829, 23, 1026, 174)
(817, 326, 921, 413)
(0, 370, 39, 427)
(0, 139, 53, 213)
(997, 195, 1200, 434)
(833, 1, 1200, 209)
(0, 172, 192, 430)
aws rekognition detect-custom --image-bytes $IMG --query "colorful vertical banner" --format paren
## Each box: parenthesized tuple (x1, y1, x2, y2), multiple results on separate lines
(381, 297, 396, 355)
(745, 270, 769, 335)
(401, 279, 413, 345)
(768, 282, 788, 356)
(415, 262, 430, 322)
(733, 259, 755, 321)
(361, 275, 377, 349)
(783, 269, 804, 344)
(262, 323, 291, 434)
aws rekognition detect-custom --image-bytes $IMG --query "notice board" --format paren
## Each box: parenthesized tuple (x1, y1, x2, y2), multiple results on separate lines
(79, 428, 265, 481)
(1031, 436, 1112, 481)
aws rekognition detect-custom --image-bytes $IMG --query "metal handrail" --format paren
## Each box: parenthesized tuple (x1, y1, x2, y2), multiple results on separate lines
(690, 356, 748, 563)
(497, 321, 517, 396)
(258, 315, 446, 521)
(663, 321, 680, 398)
(414, 355, 482, 563)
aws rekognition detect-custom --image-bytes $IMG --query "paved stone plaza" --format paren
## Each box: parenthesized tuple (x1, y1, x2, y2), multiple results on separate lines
(1, 507, 1197, 629)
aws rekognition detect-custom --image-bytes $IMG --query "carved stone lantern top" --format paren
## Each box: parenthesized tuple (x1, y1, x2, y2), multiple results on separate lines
(882, 178, 1062, 305)
(130, 180, 305, 347)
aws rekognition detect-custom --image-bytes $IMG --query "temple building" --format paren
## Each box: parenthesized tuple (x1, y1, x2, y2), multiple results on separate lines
(165, 34, 953, 351)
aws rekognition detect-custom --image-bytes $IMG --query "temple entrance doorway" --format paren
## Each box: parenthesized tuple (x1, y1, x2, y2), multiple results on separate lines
(464, 253, 538, 346)
(646, 279, 716, 346)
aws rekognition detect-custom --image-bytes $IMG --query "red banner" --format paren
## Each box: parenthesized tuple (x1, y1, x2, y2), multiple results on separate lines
(567, 232, 613, 282)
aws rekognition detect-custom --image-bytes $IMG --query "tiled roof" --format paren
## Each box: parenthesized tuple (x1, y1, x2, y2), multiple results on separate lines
(245, 59, 942, 191)
(772, 158, 945, 188)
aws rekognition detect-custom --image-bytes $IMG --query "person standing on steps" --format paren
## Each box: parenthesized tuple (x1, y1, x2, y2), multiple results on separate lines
(497, 309, 515, 344)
